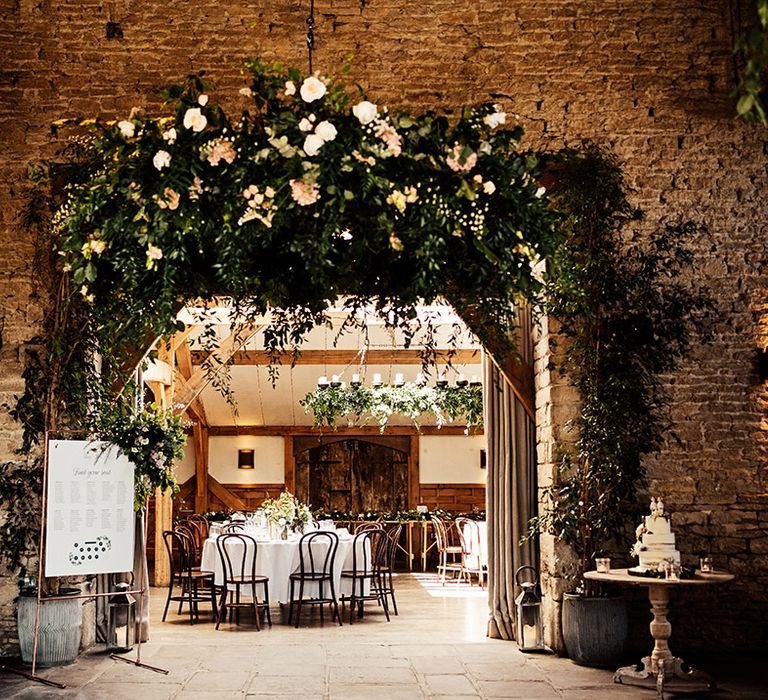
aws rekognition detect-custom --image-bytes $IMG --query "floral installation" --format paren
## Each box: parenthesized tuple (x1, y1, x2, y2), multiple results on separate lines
(47, 59, 555, 388)
(300, 382, 483, 432)
(260, 491, 311, 532)
(96, 404, 186, 510)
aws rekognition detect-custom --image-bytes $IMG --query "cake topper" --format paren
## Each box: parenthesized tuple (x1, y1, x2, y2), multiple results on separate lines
(650, 496, 658, 517)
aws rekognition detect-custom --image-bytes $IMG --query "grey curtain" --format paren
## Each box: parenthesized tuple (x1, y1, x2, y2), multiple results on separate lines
(485, 308, 538, 640)
(96, 509, 150, 643)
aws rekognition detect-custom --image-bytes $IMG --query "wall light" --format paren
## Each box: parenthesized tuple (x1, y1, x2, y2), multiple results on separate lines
(238, 449, 255, 469)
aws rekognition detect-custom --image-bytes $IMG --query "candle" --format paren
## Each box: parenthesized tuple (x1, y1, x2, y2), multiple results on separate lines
(332, 375, 339, 383)
(317, 376, 329, 386)
(416, 372, 425, 385)
(352, 373, 360, 384)
(394, 372, 404, 385)
(373, 373, 382, 385)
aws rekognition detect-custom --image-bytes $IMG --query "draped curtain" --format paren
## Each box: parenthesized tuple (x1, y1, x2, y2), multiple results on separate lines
(485, 307, 539, 640)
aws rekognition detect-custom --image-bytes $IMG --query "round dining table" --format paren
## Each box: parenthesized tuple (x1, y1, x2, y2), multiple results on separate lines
(200, 532, 369, 603)
(584, 567, 734, 697)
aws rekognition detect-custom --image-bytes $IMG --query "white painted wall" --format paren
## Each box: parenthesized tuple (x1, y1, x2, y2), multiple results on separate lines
(174, 434, 485, 486)
(173, 436, 285, 485)
(419, 435, 487, 484)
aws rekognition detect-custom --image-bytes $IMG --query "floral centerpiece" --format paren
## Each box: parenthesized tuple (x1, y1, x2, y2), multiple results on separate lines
(260, 491, 311, 539)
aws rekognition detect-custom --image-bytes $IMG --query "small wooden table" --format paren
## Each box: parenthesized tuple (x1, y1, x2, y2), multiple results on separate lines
(584, 568, 734, 699)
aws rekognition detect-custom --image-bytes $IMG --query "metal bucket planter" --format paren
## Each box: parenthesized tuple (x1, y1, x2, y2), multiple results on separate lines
(562, 593, 627, 667)
(17, 591, 82, 667)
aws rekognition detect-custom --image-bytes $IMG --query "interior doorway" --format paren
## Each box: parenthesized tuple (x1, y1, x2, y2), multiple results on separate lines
(293, 436, 410, 513)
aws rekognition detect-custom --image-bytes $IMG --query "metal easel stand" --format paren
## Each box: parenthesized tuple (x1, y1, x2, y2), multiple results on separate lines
(4, 434, 168, 689)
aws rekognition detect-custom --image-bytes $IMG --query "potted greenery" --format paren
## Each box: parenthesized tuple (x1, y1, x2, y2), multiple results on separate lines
(529, 144, 711, 666)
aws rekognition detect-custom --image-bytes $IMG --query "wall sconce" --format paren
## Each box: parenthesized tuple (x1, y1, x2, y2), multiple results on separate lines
(480, 449, 487, 469)
(238, 449, 255, 469)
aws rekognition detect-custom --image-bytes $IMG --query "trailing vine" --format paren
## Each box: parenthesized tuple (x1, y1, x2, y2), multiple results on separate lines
(527, 144, 713, 586)
(734, 0, 768, 125)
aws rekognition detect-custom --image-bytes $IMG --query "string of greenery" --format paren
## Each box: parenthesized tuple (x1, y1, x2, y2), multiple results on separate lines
(300, 383, 484, 431)
(734, 0, 768, 125)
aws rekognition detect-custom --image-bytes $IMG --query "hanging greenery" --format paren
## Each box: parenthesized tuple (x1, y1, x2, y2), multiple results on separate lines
(734, 0, 768, 125)
(300, 382, 484, 431)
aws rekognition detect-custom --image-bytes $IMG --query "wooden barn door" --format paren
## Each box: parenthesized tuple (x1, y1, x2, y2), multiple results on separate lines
(294, 436, 409, 513)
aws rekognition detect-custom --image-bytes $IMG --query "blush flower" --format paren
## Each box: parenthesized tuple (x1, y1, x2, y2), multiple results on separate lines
(204, 138, 237, 166)
(483, 181, 496, 194)
(375, 121, 402, 156)
(162, 127, 177, 144)
(299, 75, 327, 103)
(198, 94, 209, 106)
(183, 107, 208, 132)
(146, 244, 163, 267)
(446, 144, 477, 172)
(483, 108, 507, 129)
(152, 150, 171, 170)
(284, 80, 296, 96)
(298, 118, 313, 132)
(289, 178, 320, 206)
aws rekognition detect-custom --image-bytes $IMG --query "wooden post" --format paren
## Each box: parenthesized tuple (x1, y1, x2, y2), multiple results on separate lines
(193, 422, 209, 513)
(408, 434, 420, 510)
(153, 487, 173, 586)
(284, 438, 295, 493)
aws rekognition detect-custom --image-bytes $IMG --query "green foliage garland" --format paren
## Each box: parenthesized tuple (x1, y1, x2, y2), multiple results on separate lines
(300, 383, 483, 431)
(734, 0, 768, 125)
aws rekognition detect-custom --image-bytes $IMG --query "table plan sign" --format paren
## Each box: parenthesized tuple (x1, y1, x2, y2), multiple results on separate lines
(45, 440, 135, 576)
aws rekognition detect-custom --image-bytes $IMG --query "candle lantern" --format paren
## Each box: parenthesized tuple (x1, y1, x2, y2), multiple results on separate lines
(514, 566, 544, 652)
(107, 578, 136, 653)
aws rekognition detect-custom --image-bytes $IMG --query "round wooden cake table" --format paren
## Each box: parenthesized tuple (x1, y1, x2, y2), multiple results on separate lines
(584, 568, 734, 699)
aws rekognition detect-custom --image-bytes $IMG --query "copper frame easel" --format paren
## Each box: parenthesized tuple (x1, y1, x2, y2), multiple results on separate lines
(0, 432, 169, 689)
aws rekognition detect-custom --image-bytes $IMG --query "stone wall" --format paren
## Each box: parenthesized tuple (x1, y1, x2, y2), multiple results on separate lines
(1, 0, 766, 655)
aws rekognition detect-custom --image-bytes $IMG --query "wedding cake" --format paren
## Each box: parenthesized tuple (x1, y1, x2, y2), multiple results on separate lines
(630, 497, 680, 572)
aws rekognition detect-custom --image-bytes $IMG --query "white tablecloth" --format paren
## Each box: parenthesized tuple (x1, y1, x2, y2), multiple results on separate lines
(200, 535, 369, 603)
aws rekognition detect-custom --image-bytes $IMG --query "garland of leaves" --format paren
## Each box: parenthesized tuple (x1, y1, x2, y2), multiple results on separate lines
(734, 0, 768, 125)
(300, 383, 483, 431)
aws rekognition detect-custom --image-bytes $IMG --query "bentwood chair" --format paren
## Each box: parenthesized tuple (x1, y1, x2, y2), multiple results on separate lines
(340, 527, 390, 623)
(456, 517, 485, 588)
(215, 533, 271, 630)
(430, 516, 464, 585)
(375, 523, 403, 615)
(289, 531, 342, 628)
(161, 529, 217, 624)
(221, 521, 245, 533)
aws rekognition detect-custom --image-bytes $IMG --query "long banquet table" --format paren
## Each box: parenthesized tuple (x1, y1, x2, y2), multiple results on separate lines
(200, 533, 369, 603)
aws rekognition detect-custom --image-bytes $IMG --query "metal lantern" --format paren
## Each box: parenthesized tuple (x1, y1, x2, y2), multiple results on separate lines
(514, 565, 544, 652)
(107, 580, 136, 653)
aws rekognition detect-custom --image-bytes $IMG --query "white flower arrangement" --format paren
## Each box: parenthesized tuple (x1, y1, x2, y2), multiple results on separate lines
(260, 491, 311, 532)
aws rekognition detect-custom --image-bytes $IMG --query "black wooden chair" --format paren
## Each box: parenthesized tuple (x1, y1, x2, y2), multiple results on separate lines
(375, 523, 403, 614)
(215, 533, 271, 630)
(161, 529, 216, 624)
(340, 527, 390, 623)
(289, 531, 342, 628)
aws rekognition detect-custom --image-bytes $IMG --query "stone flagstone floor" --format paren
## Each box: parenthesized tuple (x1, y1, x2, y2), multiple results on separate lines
(1, 572, 764, 699)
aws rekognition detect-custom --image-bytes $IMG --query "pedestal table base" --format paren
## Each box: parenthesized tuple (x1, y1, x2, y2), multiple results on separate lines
(615, 655, 715, 699)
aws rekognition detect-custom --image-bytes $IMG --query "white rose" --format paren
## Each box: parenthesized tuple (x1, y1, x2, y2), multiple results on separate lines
(162, 127, 177, 144)
(352, 100, 378, 125)
(298, 118, 313, 132)
(152, 150, 171, 170)
(239, 86, 253, 97)
(146, 244, 163, 260)
(299, 76, 326, 103)
(483, 110, 507, 129)
(117, 120, 135, 138)
(284, 80, 296, 96)
(303, 133, 325, 156)
(315, 120, 337, 142)
(483, 181, 496, 194)
(198, 94, 209, 106)
(183, 107, 208, 132)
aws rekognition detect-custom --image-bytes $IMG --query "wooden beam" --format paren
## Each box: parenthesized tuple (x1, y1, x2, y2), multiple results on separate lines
(408, 434, 420, 510)
(173, 322, 263, 413)
(208, 476, 248, 511)
(488, 351, 535, 420)
(173, 368, 208, 426)
(193, 423, 209, 513)
(284, 438, 295, 493)
(153, 487, 173, 586)
(208, 425, 483, 437)
(190, 348, 481, 366)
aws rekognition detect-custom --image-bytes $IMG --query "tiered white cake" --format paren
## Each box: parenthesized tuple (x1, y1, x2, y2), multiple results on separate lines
(631, 497, 680, 572)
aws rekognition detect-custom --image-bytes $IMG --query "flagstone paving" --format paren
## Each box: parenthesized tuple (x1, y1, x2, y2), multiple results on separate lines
(1, 573, 764, 698)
